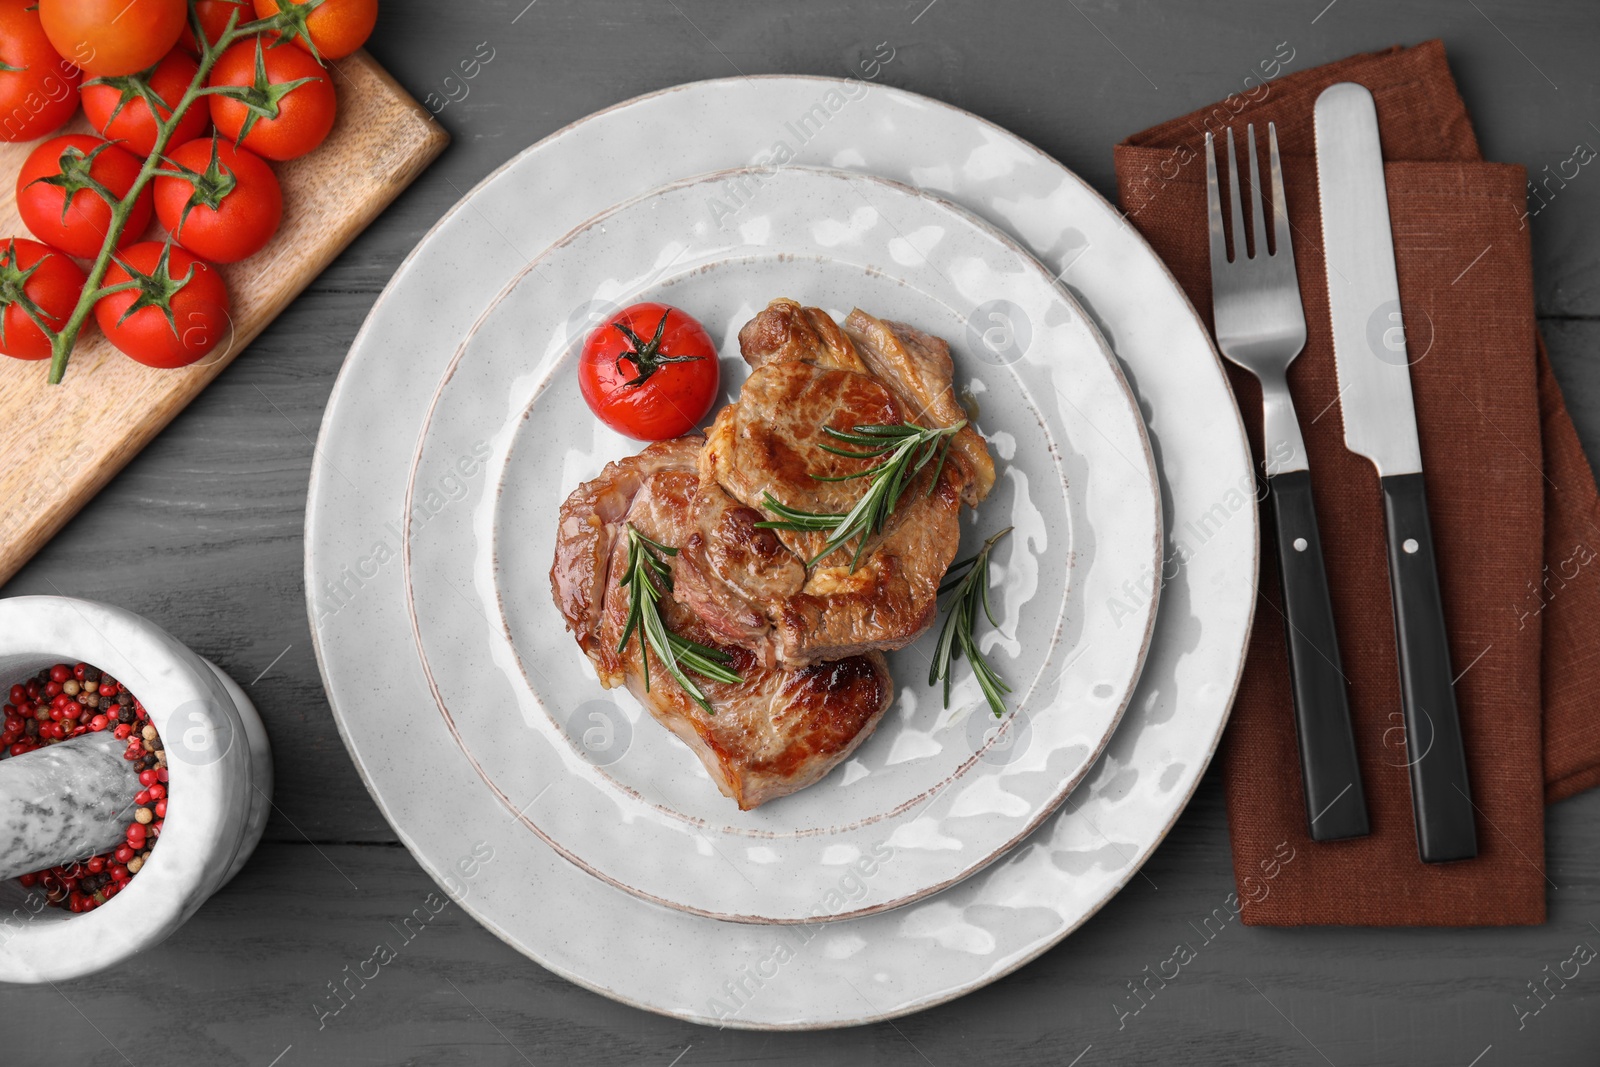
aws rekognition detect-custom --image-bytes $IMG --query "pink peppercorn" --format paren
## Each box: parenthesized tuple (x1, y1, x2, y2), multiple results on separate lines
(4, 662, 168, 920)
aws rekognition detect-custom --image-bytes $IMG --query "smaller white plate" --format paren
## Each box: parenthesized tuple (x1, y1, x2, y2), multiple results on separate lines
(401, 166, 1161, 924)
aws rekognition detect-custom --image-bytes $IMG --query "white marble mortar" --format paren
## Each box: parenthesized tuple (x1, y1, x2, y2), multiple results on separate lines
(0, 596, 272, 983)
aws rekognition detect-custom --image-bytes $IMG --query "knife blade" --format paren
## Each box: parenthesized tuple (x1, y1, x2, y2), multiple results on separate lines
(1314, 81, 1477, 864)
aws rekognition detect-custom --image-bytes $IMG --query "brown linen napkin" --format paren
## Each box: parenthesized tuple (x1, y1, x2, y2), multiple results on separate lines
(1113, 40, 1600, 925)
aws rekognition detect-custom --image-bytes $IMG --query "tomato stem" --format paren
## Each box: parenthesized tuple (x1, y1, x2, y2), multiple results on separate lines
(44, 3, 303, 384)
(612, 311, 705, 388)
(87, 279, 144, 303)
(0, 240, 54, 343)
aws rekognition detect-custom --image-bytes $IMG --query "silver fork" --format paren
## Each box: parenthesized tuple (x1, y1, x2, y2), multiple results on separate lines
(1205, 123, 1369, 842)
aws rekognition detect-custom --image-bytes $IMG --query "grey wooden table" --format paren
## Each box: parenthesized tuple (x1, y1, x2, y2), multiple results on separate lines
(5, 1, 1599, 1064)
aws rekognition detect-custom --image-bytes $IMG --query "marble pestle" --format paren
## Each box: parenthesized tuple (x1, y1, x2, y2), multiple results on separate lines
(0, 731, 141, 881)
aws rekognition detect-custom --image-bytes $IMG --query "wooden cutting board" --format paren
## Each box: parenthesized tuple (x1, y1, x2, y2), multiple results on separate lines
(0, 50, 448, 585)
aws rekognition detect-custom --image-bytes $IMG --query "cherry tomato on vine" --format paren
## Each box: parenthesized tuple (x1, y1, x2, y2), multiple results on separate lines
(0, 238, 87, 361)
(155, 137, 282, 263)
(207, 38, 336, 161)
(83, 49, 210, 159)
(180, 0, 254, 54)
(0, 0, 82, 143)
(38, 0, 187, 78)
(16, 135, 153, 259)
(253, 0, 377, 61)
(579, 303, 721, 441)
(95, 242, 231, 368)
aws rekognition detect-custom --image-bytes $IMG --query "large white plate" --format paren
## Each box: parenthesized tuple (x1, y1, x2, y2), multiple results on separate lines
(402, 165, 1160, 923)
(306, 76, 1257, 1028)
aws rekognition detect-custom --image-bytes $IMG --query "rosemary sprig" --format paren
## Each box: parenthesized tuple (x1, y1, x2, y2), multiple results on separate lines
(930, 527, 1013, 718)
(755, 419, 965, 567)
(616, 524, 743, 714)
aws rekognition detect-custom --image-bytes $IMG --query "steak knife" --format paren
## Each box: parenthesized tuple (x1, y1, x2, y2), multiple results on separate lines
(1314, 82, 1477, 863)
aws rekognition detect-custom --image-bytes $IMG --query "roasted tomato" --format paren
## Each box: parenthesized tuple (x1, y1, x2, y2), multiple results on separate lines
(0, 238, 87, 360)
(16, 135, 153, 259)
(82, 48, 211, 158)
(207, 37, 336, 161)
(578, 303, 720, 441)
(0, 0, 82, 142)
(95, 242, 231, 368)
(38, 0, 187, 78)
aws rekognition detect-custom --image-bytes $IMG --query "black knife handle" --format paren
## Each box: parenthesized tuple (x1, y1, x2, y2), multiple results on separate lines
(1379, 472, 1477, 863)
(1267, 469, 1370, 841)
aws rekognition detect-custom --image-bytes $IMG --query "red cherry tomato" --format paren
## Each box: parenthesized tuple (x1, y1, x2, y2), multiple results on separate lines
(95, 242, 231, 368)
(16, 135, 153, 259)
(0, 238, 87, 361)
(179, 0, 253, 54)
(83, 49, 210, 158)
(253, 0, 377, 61)
(38, 0, 187, 78)
(579, 303, 721, 441)
(0, 0, 82, 142)
(207, 38, 336, 161)
(155, 137, 282, 263)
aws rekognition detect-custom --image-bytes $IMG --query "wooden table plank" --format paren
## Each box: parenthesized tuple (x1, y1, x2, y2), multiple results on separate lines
(2, 1, 1598, 1062)
(2, 794, 1598, 1066)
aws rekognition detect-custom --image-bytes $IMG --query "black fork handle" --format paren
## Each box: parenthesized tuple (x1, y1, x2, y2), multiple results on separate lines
(1268, 469, 1369, 841)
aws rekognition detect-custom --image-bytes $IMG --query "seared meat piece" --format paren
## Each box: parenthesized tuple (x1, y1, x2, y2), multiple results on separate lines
(842, 309, 996, 506)
(674, 478, 804, 650)
(735, 296, 865, 374)
(690, 299, 995, 667)
(551, 437, 701, 662)
(549, 438, 893, 809)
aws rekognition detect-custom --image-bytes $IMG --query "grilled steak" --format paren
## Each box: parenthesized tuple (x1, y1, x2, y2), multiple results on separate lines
(690, 299, 996, 667)
(549, 437, 893, 809)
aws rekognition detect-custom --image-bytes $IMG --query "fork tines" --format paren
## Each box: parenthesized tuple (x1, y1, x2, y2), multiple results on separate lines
(1205, 122, 1293, 269)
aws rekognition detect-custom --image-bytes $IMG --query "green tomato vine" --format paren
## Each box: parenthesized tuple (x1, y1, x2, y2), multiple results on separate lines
(38, 0, 328, 384)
